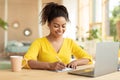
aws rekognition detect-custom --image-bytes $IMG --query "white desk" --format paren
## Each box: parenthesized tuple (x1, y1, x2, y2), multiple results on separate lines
(0, 65, 120, 80)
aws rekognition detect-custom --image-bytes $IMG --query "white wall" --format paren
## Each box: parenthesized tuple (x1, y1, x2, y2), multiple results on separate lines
(62, 0, 78, 40)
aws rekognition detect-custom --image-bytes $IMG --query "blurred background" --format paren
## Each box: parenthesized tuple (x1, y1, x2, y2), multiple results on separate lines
(0, 0, 120, 57)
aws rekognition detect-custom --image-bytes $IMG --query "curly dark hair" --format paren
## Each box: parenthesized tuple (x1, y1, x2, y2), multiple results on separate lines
(40, 2, 70, 25)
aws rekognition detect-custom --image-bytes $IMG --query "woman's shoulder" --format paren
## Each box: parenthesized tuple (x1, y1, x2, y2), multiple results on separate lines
(64, 38, 74, 41)
(33, 37, 47, 42)
(64, 38, 79, 45)
(64, 38, 75, 43)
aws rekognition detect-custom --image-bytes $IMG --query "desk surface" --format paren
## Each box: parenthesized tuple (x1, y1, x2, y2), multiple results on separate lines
(0, 65, 120, 80)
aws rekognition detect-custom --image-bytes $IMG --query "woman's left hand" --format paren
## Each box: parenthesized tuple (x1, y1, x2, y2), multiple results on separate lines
(66, 60, 78, 69)
(66, 59, 89, 69)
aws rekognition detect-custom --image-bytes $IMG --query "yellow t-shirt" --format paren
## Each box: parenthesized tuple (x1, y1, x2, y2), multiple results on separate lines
(22, 37, 92, 68)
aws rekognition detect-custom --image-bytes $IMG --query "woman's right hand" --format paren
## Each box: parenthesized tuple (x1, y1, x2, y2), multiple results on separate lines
(48, 62, 65, 71)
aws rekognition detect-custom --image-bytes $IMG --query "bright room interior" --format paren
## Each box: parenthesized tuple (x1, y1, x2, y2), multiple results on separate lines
(0, 0, 120, 69)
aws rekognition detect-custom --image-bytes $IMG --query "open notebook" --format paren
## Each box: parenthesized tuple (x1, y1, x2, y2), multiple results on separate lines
(56, 67, 73, 72)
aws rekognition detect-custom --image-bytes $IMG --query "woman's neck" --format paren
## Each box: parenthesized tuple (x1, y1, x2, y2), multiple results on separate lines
(47, 35, 63, 42)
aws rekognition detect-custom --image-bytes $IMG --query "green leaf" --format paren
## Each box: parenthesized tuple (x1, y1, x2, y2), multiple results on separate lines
(0, 18, 8, 30)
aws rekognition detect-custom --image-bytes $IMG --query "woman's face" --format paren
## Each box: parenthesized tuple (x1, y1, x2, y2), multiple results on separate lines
(48, 17, 67, 38)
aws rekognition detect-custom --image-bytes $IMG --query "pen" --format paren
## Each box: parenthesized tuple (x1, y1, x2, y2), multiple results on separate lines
(56, 56, 62, 62)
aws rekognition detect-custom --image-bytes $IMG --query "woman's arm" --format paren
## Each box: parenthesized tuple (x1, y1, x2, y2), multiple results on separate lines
(67, 58, 89, 69)
(69, 39, 93, 69)
(28, 60, 66, 70)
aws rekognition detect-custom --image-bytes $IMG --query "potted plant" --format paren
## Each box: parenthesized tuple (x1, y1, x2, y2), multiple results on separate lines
(110, 5, 120, 41)
(86, 28, 102, 41)
(0, 18, 8, 54)
(83, 28, 102, 57)
(0, 18, 8, 30)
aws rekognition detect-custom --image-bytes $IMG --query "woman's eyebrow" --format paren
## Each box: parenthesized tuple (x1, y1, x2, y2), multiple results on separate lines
(53, 23, 59, 25)
(53, 23, 66, 25)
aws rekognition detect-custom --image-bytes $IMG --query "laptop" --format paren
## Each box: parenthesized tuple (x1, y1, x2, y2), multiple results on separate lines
(68, 42, 119, 77)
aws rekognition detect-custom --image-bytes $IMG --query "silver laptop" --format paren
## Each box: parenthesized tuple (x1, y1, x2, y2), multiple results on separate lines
(68, 42, 119, 77)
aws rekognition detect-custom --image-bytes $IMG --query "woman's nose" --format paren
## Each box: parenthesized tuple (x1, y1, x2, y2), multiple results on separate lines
(58, 27, 63, 32)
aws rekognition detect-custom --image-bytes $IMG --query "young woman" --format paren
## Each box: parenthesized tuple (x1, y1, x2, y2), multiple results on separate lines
(22, 2, 92, 71)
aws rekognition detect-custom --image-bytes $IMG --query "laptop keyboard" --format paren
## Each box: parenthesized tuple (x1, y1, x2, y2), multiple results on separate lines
(81, 71, 94, 75)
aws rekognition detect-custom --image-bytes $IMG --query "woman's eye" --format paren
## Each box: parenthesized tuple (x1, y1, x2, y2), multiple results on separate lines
(54, 25, 59, 28)
(62, 25, 66, 28)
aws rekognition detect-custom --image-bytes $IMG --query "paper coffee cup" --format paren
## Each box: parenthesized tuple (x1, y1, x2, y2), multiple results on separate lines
(10, 56, 23, 72)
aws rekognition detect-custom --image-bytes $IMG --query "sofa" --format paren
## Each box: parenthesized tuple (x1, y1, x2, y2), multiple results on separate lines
(5, 41, 31, 55)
